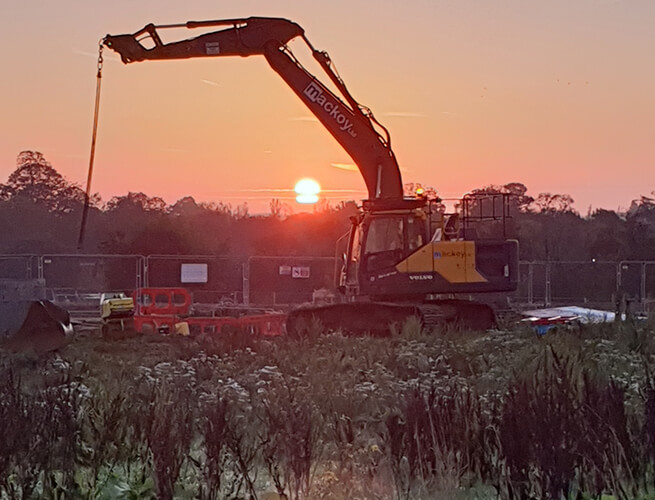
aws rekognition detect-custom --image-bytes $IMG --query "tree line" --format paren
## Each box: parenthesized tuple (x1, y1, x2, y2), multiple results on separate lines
(2, 151, 654, 261)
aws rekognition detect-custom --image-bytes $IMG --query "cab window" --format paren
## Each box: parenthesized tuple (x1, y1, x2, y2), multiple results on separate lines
(363, 217, 404, 272)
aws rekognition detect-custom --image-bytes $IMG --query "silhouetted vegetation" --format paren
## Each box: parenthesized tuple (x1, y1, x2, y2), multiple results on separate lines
(2, 151, 654, 263)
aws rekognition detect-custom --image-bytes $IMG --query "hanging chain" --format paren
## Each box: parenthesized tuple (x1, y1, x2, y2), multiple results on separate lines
(78, 39, 105, 249)
(96, 39, 104, 77)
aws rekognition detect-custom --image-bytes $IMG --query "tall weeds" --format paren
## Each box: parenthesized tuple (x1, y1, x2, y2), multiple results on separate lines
(1, 322, 654, 499)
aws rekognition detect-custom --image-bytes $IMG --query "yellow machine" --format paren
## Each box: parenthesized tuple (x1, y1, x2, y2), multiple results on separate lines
(100, 292, 136, 339)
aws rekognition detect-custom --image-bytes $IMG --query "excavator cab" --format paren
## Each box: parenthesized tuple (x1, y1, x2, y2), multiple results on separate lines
(360, 212, 427, 276)
(341, 194, 519, 301)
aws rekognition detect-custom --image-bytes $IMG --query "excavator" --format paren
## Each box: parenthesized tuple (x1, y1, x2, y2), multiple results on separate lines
(103, 17, 519, 333)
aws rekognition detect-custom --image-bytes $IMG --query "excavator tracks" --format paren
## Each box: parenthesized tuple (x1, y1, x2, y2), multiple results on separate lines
(286, 300, 496, 337)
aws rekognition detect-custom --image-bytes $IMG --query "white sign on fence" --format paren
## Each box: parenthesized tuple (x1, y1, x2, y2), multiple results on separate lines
(292, 266, 310, 279)
(181, 263, 208, 283)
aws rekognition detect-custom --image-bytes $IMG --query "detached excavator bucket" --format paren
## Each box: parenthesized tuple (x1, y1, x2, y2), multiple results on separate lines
(1, 300, 73, 353)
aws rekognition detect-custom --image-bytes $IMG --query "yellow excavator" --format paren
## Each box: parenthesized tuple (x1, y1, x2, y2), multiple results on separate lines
(103, 17, 519, 333)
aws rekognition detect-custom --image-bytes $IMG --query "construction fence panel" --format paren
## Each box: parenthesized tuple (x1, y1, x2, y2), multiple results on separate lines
(145, 255, 243, 304)
(515, 262, 534, 304)
(0, 255, 38, 280)
(619, 261, 644, 301)
(41, 254, 143, 315)
(248, 256, 338, 306)
(646, 263, 655, 312)
(548, 261, 617, 306)
(619, 261, 655, 313)
(519, 262, 550, 304)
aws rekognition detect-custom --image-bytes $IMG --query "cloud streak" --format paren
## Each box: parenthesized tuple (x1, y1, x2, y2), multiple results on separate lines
(331, 163, 358, 172)
(381, 111, 426, 118)
(224, 188, 365, 194)
(288, 116, 319, 122)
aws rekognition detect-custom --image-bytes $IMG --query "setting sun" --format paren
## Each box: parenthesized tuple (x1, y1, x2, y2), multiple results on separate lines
(294, 178, 321, 204)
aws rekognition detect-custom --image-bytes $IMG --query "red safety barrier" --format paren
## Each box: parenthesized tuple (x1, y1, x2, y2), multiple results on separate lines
(185, 316, 241, 336)
(134, 313, 287, 337)
(131, 288, 287, 337)
(238, 314, 286, 336)
(134, 315, 178, 335)
(135, 288, 192, 316)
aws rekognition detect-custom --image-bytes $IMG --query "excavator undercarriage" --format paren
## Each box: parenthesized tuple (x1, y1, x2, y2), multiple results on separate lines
(286, 299, 496, 337)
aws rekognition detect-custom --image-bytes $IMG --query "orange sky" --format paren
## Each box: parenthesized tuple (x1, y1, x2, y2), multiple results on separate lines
(1, 1, 653, 214)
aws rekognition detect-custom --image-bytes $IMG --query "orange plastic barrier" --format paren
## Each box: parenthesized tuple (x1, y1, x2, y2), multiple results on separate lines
(134, 315, 178, 335)
(186, 316, 241, 336)
(132, 288, 286, 337)
(134, 313, 286, 337)
(134, 288, 192, 316)
(238, 314, 286, 336)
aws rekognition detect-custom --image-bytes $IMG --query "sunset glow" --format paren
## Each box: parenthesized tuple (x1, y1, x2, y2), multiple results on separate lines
(294, 178, 321, 204)
(0, 1, 653, 214)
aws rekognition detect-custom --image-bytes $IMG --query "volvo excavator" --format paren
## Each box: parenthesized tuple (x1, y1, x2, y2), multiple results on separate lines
(103, 17, 519, 334)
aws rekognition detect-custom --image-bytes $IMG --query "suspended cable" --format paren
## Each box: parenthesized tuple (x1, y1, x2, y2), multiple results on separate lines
(77, 40, 104, 250)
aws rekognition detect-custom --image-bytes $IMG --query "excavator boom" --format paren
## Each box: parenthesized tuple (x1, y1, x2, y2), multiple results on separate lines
(105, 17, 303, 62)
(104, 17, 403, 200)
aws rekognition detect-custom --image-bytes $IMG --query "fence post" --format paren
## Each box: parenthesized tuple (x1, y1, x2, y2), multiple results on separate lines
(527, 263, 534, 305)
(142, 256, 149, 289)
(641, 262, 647, 313)
(243, 260, 250, 306)
(545, 262, 552, 307)
(24, 256, 32, 280)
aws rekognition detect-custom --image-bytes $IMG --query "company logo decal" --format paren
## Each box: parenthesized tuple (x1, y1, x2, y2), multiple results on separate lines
(303, 82, 357, 138)
(409, 274, 433, 281)
(205, 42, 220, 55)
(434, 250, 467, 259)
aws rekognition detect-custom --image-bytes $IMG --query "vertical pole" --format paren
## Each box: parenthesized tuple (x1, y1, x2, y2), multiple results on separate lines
(136, 256, 144, 316)
(528, 262, 534, 305)
(26, 256, 33, 280)
(143, 256, 149, 288)
(616, 261, 623, 293)
(242, 259, 250, 306)
(641, 262, 647, 313)
(545, 262, 552, 307)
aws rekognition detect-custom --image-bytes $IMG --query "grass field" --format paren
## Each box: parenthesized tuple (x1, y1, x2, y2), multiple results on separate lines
(1, 318, 655, 499)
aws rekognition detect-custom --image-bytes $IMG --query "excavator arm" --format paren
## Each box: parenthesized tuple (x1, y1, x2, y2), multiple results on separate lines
(104, 16, 403, 200)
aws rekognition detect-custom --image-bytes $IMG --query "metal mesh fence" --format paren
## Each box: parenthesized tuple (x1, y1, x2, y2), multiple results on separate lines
(514, 261, 619, 308)
(646, 263, 655, 312)
(0, 255, 38, 280)
(247, 256, 337, 306)
(4, 253, 655, 311)
(40, 254, 142, 316)
(145, 255, 243, 304)
(550, 262, 617, 304)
